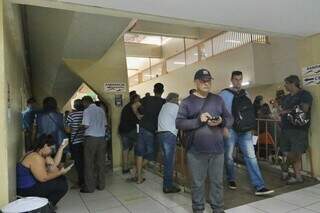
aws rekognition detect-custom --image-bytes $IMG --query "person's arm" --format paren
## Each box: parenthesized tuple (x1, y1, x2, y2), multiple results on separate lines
(53, 140, 69, 166)
(132, 102, 143, 120)
(82, 109, 89, 129)
(220, 99, 234, 129)
(29, 154, 64, 182)
(301, 92, 313, 113)
(64, 114, 72, 134)
(175, 100, 203, 131)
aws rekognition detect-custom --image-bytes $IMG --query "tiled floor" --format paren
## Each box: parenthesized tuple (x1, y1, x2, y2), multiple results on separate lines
(57, 170, 320, 213)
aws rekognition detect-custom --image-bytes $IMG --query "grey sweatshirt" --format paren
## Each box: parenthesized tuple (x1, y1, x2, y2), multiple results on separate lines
(176, 93, 233, 154)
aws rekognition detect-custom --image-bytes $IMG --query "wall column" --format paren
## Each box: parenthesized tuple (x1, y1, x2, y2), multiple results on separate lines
(298, 34, 320, 177)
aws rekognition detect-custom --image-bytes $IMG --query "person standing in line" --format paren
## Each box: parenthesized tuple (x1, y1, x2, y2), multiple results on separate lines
(119, 94, 140, 174)
(22, 97, 37, 152)
(65, 99, 85, 188)
(219, 71, 274, 195)
(80, 96, 107, 193)
(279, 75, 312, 184)
(158, 92, 180, 193)
(135, 83, 165, 184)
(176, 69, 233, 213)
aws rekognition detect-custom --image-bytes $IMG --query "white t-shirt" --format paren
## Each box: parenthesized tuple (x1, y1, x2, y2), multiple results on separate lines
(82, 104, 107, 137)
(158, 102, 179, 136)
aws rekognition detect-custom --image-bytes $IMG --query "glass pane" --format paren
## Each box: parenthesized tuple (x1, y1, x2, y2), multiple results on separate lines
(166, 53, 185, 72)
(142, 69, 151, 82)
(129, 75, 139, 87)
(151, 63, 163, 79)
(200, 40, 213, 60)
(186, 47, 198, 65)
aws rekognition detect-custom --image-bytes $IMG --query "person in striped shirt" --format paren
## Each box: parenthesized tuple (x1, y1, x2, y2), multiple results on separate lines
(65, 99, 85, 188)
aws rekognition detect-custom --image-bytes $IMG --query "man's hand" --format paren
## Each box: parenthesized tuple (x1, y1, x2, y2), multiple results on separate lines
(200, 112, 212, 123)
(207, 116, 223, 127)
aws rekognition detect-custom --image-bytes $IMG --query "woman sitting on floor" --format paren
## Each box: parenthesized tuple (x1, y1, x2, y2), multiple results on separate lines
(16, 134, 72, 210)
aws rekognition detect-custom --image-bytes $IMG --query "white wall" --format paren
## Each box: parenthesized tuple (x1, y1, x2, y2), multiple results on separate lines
(132, 44, 255, 99)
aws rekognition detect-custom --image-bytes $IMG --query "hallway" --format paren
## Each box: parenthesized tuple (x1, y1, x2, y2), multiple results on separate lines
(58, 168, 320, 213)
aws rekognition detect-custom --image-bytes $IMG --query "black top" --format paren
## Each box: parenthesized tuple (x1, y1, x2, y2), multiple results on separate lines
(139, 96, 166, 132)
(281, 89, 313, 130)
(118, 103, 139, 134)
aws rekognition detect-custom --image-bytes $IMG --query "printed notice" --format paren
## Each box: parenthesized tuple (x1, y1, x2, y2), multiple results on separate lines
(302, 64, 320, 76)
(104, 82, 126, 93)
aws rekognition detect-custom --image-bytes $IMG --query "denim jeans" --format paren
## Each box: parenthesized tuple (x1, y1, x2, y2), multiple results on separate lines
(224, 129, 265, 190)
(135, 127, 155, 161)
(187, 150, 224, 213)
(158, 131, 177, 189)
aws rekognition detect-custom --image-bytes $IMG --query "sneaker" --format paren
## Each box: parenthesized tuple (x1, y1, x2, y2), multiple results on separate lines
(255, 188, 274, 196)
(287, 176, 304, 185)
(228, 181, 237, 190)
(163, 186, 181, 194)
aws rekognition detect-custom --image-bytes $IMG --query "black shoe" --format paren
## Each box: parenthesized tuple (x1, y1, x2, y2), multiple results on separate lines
(80, 189, 94, 193)
(122, 169, 130, 174)
(163, 186, 181, 194)
(255, 188, 274, 196)
(96, 186, 105, 191)
(228, 181, 237, 190)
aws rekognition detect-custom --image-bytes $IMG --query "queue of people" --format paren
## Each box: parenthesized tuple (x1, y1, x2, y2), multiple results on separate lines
(19, 68, 313, 213)
(19, 95, 110, 211)
(118, 69, 312, 213)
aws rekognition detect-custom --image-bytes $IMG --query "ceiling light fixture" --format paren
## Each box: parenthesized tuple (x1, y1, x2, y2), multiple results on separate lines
(225, 39, 241, 44)
(173, 61, 185, 65)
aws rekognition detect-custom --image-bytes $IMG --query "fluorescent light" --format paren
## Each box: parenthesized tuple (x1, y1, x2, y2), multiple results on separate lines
(225, 39, 241, 44)
(173, 61, 185, 65)
(229, 81, 251, 87)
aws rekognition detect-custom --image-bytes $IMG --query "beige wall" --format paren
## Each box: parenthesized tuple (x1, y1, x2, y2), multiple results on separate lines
(132, 43, 255, 98)
(0, 1, 31, 206)
(65, 38, 129, 170)
(298, 34, 320, 177)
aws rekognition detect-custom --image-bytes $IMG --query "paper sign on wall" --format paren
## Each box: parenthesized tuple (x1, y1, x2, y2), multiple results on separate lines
(302, 64, 320, 86)
(302, 64, 320, 76)
(104, 83, 126, 93)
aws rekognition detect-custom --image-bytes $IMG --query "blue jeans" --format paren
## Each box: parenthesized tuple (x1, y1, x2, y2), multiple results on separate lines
(135, 128, 155, 161)
(225, 129, 265, 190)
(158, 131, 177, 189)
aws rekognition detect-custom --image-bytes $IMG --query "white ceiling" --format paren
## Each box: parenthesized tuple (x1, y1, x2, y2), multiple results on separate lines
(61, 0, 319, 37)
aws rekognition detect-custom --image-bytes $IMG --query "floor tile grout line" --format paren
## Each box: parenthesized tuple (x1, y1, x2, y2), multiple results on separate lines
(273, 195, 320, 209)
(104, 184, 134, 213)
(78, 190, 91, 213)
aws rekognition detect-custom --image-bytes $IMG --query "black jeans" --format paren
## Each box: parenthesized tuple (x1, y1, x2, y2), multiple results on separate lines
(17, 176, 68, 206)
(70, 143, 84, 185)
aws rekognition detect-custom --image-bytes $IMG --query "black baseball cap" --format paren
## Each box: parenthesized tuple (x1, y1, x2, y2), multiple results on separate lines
(194, 69, 213, 81)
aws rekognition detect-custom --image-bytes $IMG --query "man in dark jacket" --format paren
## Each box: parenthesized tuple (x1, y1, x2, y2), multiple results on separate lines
(176, 69, 233, 213)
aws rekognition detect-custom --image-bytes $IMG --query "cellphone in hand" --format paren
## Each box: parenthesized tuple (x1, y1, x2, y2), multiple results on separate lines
(61, 138, 69, 146)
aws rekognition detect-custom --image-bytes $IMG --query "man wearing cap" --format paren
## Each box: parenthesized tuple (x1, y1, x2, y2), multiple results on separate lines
(176, 69, 233, 213)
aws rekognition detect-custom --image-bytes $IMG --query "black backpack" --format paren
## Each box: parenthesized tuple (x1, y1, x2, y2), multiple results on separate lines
(224, 89, 256, 132)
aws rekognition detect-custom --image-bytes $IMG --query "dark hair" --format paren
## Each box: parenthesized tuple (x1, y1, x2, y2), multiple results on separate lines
(82, 96, 94, 104)
(73, 99, 84, 111)
(154, 83, 164, 94)
(284, 75, 301, 88)
(43, 97, 58, 112)
(27, 97, 36, 104)
(253, 95, 263, 106)
(145, 92, 150, 97)
(129, 91, 137, 98)
(189, 89, 196, 95)
(130, 94, 140, 103)
(32, 134, 55, 152)
(231, 70, 243, 79)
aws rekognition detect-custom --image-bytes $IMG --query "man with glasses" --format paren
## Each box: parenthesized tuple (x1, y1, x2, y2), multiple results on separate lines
(176, 69, 233, 213)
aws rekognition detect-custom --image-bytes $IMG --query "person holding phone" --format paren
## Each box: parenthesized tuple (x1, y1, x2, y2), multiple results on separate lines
(16, 134, 71, 210)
